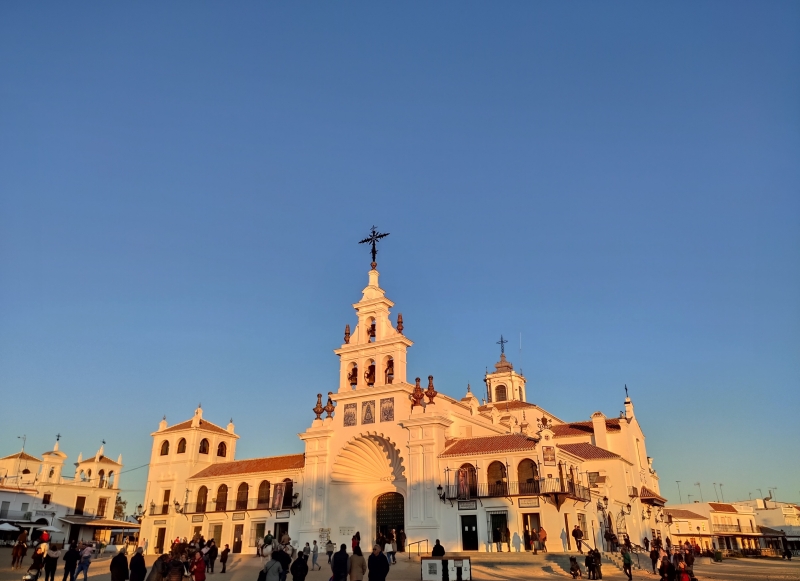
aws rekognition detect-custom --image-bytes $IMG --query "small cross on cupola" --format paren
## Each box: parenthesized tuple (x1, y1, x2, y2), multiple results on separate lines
(359, 226, 390, 270)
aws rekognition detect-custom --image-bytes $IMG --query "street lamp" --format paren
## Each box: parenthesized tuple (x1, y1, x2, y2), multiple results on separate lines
(436, 484, 446, 503)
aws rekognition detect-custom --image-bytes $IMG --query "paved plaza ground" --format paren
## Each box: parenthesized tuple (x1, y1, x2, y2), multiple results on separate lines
(1, 548, 798, 581)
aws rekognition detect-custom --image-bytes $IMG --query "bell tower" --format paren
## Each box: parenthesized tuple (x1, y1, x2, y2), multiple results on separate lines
(484, 335, 527, 403)
(334, 267, 413, 392)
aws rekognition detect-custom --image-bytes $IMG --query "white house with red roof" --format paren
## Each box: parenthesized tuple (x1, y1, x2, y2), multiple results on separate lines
(139, 261, 668, 555)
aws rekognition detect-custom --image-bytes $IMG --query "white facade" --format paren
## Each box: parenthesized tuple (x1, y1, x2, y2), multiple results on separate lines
(139, 265, 668, 555)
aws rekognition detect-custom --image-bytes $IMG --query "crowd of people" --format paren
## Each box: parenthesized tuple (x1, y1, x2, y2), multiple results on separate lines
(10, 530, 99, 581)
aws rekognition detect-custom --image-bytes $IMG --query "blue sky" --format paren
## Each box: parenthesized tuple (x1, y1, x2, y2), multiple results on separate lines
(1, 2, 798, 509)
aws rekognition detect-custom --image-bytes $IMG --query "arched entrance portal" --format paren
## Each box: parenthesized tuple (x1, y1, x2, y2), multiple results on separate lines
(376, 492, 404, 539)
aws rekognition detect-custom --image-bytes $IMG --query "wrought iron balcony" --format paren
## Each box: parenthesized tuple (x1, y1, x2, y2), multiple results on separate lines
(182, 498, 278, 514)
(442, 478, 590, 502)
(148, 505, 170, 516)
(712, 524, 742, 533)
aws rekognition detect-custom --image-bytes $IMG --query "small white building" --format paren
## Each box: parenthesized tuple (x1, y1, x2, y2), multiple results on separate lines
(0, 440, 137, 545)
(139, 262, 669, 556)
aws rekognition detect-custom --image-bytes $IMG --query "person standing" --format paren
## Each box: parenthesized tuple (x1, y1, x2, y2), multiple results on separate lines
(219, 545, 229, 574)
(310, 541, 319, 571)
(572, 525, 584, 554)
(325, 540, 335, 565)
(331, 544, 348, 581)
(397, 530, 406, 553)
(538, 527, 548, 553)
(191, 552, 206, 581)
(643, 537, 650, 552)
(523, 529, 531, 553)
(584, 552, 595, 580)
(206, 540, 218, 573)
(262, 552, 282, 581)
(367, 545, 390, 581)
(649, 547, 659, 575)
(62, 543, 80, 581)
(74, 545, 93, 581)
(110, 550, 129, 581)
(347, 546, 366, 581)
(44, 546, 61, 581)
(29, 547, 45, 581)
(289, 553, 308, 581)
(130, 548, 147, 581)
(493, 527, 502, 552)
(302, 543, 310, 560)
(431, 540, 445, 557)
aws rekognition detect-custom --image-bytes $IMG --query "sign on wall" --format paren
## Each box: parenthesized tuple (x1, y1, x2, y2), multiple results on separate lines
(192, 515, 204, 523)
(518, 498, 540, 508)
(343, 404, 357, 427)
(458, 501, 477, 510)
(542, 446, 556, 466)
(362, 400, 375, 424)
(276, 510, 290, 519)
(232, 513, 245, 521)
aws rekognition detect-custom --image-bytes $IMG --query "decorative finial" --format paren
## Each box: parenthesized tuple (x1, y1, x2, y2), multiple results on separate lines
(323, 392, 336, 418)
(624, 384, 629, 398)
(229, 418, 233, 424)
(198, 402, 202, 409)
(467, 383, 471, 393)
(102, 439, 106, 446)
(56, 433, 61, 442)
(359, 225, 390, 270)
(313, 394, 324, 420)
(497, 334, 508, 355)
(425, 375, 438, 404)
(396, 313, 404, 334)
(162, 415, 166, 420)
(344, 324, 350, 344)
(410, 378, 425, 408)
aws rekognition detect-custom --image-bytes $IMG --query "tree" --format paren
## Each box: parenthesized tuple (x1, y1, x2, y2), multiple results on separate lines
(114, 496, 127, 520)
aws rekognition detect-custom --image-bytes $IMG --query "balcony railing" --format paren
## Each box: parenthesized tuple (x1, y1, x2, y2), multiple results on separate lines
(712, 524, 742, 533)
(0, 509, 34, 521)
(442, 478, 590, 502)
(181, 498, 280, 515)
(148, 505, 170, 516)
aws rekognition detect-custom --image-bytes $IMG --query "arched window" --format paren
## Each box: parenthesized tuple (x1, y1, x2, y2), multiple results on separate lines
(22, 468, 30, 475)
(384, 357, 394, 384)
(215, 484, 228, 512)
(282, 478, 293, 508)
(48, 468, 55, 479)
(177, 438, 187, 454)
(98, 470, 105, 488)
(518, 458, 539, 494)
(196, 486, 208, 513)
(257, 481, 270, 508)
(160, 440, 170, 456)
(87, 470, 92, 479)
(199, 439, 210, 454)
(457, 463, 478, 499)
(217, 442, 227, 457)
(495, 385, 507, 402)
(236, 483, 249, 510)
(487, 461, 507, 497)
(79, 470, 86, 482)
(108, 471, 115, 488)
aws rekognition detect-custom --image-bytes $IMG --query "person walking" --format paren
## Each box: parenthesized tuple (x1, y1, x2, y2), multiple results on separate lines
(219, 545, 229, 574)
(643, 537, 650, 552)
(347, 546, 367, 581)
(493, 527, 502, 552)
(621, 548, 632, 581)
(325, 540, 335, 565)
(572, 525, 584, 554)
(110, 550, 129, 581)
(74, 545, 93, 581)
(331, 544, 348, 581)
(367, 545, 390, 581)
(262, 552, 283, 581)
(62, 543, 80, 581)
(302, 543, 310, 560)
(649, 547, 659, 575)
(206, 540, 218, 573)
(538, 527, 548, 553)
(130, 548, 147, 581)
(310, 541, 319, 571)
(29, 547, 45, 581)
(431, 540, 445, 557)
(289, 553, 308, 581)
(44, 546, 61, 581)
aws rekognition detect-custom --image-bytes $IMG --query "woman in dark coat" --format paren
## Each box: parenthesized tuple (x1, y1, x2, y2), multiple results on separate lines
(129, 548, 147, 581)
(289, 553, 308, 581)
(367, 545, 390, 581)
(109, 551, 129, 581)
(145, 554, 169, 581)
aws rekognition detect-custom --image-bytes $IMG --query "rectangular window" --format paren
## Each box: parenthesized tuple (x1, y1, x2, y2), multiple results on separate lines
(74, 496, 86, 516)
(588, 472, 599, 488)
(0, 501, 9, 518)
(97, 498, 108, 518)
(42, 494, 52, 505)
(162, 490, 171, 514)
(577, 513, 588, 536)
(21, 503, 29, 512)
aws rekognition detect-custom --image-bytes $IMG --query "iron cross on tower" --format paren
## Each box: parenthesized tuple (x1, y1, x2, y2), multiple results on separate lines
(497, 334, 508, 355)
(359, 226, 390, 269)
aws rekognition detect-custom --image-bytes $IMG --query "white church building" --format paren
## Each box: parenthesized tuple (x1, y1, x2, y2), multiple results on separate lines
(139, 262, 668, 555)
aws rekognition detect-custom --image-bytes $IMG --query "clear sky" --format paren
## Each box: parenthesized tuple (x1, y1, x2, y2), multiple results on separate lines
(1, 2, 798, 510)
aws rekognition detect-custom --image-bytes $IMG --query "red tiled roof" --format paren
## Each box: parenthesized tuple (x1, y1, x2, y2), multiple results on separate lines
(189, 454, 305, 479)
(640, 486, 667, 504)
(439, 434, 538, 457)
(665, 509, 705, 520)
(161, 419, 232, 436)
(709, 503, 738, 513)
(0, 451, 41, 462)
(557, 443, 619, 460)
(551, 419, 621, 438)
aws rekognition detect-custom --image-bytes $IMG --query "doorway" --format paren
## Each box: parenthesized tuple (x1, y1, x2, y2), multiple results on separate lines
(375, 492, 404, 539)
(274, 522, 289, 541)
(460, 515, 478, 551)
(522, 513, 541, 551)
(155, 528, 166, 554)
(487, 511, 508, 550)
(232, 525, 243, 553)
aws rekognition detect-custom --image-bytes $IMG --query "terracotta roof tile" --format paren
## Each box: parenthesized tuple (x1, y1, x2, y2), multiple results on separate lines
(557, 442, 620, 460)
(161, 419, 232, 436)
(551, 420, 621, 438)
(665, 509, 706, 520)
(0, 451, 41, 462)
(708, 503, 738, 513)
(189, 454, 305, 479)
(439, 434, 538, 458)
(640, 486, 667, 504)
